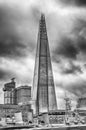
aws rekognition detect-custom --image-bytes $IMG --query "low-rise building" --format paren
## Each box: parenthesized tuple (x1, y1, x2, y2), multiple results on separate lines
(0, 104, 33, 123)
(1, 79, 33, 123)
(3, 78, 16, 105)
(16, 85, 31, 105)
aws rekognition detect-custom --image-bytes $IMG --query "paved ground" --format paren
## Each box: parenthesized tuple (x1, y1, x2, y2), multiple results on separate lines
(32, 124, 86, 130)
(1, 124, 86, 130)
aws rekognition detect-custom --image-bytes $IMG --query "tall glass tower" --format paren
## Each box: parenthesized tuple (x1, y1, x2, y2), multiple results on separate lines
(33, 14, 57, 115)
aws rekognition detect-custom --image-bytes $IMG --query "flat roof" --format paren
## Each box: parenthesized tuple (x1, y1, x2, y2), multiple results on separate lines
(33, 109, 68, 117)
(16, 85, 31, 90)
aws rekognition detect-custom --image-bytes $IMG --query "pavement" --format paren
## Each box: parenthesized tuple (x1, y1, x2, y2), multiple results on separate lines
(0, 124, 86, 130)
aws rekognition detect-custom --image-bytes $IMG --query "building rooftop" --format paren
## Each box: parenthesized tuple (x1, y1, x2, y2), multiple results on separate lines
(3, 80, 16, 91)
(16, 85, 31, 90)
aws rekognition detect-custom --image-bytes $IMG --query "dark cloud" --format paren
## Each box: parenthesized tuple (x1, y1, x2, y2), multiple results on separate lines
(59, 0, 86, 6)
(53, 37, 78, 59)
(0, 40, 27, 58)
(78, 37, 86, 53)
(0, 5, 18, 38)
(0, 4, 40, 59)
(0, 69, 15, 80)
(77, 0, 86, 5)
(53, 19, 86, 61)
(72, 19, 86, 53)
(0, 5, 27, 58)
(75, 0, 86, 6)
(62, 63, 82, 74)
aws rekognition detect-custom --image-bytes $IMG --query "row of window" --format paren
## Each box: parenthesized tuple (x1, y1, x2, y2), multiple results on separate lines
(4, 98, 14, 104)
(4, 91, 14, 97)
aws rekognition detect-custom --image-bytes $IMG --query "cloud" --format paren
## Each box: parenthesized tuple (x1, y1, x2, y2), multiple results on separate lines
(55, 72, 86, 98)
(53, 18, 86, 61)
(0, 57, 35, 84)
(0, 3, 40, 59)
(53, 61, 86, 99)
(66, 79, 86, 97)
(53, 37, 78, 59)
(75, 0, 86, 6)
(73, 19, 86, 35)
(72, 19, 86, 54)
(0, 40, 27, 58)
(0, 69, 12, 80)
(0, 5, 26, 58)
(78, 37, 86, 53)
(0, 0, 86, 108)
(62, 61, 82, 74)
(59, 0, 86, 7)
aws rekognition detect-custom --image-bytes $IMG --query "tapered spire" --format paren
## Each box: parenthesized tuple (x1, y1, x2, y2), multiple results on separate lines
(33, 14, 57, 115)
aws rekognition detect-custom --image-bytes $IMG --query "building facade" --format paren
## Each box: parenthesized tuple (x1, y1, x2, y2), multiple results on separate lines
(77, 97, 86, 109)
(33, 14, 57, 115)
(3, 78, 16, 105)
(3, 79, 32, 106)
(33, 110, 66, 125)
(2, 79, 32, 123)
(16, 85, 31, 105)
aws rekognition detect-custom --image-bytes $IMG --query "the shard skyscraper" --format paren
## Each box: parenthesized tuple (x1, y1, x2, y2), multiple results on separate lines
(33, 14, 57, 115)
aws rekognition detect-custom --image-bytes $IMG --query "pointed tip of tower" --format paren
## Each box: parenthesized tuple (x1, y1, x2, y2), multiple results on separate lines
(40, 12, 45, 20)
(41, 12, 45, 17)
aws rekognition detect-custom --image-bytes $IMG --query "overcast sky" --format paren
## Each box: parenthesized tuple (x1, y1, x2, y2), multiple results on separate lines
(0, 0, 86, 109)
